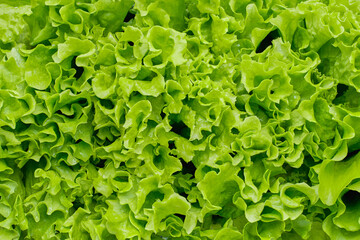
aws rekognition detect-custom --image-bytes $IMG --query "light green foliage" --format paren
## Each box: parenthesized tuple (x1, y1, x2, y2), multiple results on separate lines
(1, 0, 360, 239)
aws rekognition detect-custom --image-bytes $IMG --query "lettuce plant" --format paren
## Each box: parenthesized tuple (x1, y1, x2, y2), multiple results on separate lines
(1, 0, 360, 239)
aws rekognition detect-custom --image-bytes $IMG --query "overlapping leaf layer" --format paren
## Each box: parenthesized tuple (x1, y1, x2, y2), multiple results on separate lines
(1, 0, 360, 239)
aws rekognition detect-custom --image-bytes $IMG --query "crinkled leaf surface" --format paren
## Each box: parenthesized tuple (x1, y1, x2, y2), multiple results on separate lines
(1, 0, 360, 239)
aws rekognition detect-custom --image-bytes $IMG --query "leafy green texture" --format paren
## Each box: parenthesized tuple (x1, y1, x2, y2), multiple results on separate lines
(1, 0, 360, 239)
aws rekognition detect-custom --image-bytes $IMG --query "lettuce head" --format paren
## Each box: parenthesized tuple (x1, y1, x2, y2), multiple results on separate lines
(1, 0, 360, 239)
